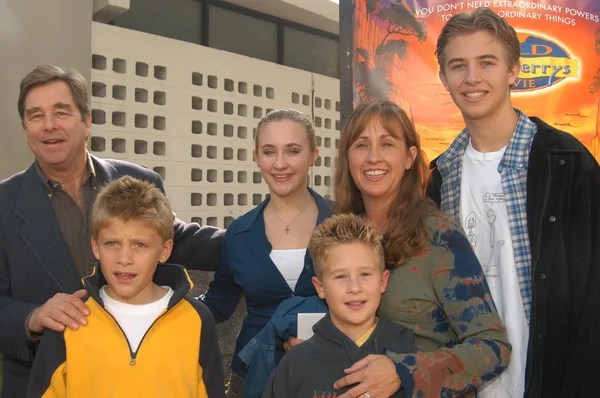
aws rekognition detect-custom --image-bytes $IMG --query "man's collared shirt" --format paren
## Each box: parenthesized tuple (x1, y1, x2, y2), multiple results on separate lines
(435, 109, 536, 322)
(35, 154, 100, 279)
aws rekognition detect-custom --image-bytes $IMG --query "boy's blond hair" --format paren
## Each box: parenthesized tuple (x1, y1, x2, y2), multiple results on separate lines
(308, 214, 385, 277)
(92, 176, 173, 242)
(436, 7, 521, 71)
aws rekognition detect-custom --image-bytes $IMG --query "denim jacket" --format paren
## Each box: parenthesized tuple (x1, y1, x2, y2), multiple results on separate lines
(238, 296, 327, 398)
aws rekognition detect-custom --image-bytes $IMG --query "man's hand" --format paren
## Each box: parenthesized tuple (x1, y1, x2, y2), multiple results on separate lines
(283, 337, 304, 352)
(334, 354, 400, 398)
(29, 290, 90, 333)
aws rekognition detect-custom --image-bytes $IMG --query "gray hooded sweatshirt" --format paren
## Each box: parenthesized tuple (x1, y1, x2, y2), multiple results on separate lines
(262, 314, 416, 398)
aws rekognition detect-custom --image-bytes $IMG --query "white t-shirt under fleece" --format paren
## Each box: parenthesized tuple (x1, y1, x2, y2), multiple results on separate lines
(459, 140, 529, 398)
(269, 249, 307, 291)
(100, 286, 174, 353)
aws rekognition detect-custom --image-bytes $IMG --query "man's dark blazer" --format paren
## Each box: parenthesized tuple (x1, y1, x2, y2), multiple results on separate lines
(0, 155, 224, 397)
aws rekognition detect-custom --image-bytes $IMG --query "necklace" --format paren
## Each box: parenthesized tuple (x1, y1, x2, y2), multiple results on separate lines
(270, 200, 311, 234)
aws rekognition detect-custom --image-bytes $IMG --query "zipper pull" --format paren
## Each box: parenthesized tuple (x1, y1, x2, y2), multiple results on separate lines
(130, 357, 136, 366)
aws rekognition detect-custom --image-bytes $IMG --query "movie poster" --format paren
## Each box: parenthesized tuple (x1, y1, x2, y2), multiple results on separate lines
(340, 0, 600, 161)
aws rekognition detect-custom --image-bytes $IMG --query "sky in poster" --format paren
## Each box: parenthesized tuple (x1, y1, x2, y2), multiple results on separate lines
(352, 0, 600, 161)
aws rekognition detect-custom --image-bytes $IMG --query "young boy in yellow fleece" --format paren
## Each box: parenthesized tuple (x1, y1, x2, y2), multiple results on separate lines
(27, 176, 225, 398)
(262, 214, 416, 398)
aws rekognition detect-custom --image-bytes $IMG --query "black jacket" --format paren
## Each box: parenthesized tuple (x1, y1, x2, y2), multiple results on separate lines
(262, 314, 416, 398)
(428, 117, 600, 398)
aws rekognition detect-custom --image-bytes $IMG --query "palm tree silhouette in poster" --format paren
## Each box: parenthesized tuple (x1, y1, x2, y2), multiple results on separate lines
(354, 0, 426, 106)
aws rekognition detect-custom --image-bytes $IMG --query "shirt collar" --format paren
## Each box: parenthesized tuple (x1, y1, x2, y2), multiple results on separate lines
(499, 109, 537, 172)
(437, 108, 537, 172)
(35, 151, 97, 191)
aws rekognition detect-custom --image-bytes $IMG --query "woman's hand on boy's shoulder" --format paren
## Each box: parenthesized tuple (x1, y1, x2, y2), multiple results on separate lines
(283, 337, 304, 352)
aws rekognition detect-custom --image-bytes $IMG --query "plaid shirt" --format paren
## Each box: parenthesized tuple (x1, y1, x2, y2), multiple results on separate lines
(436, 109, 537, 322)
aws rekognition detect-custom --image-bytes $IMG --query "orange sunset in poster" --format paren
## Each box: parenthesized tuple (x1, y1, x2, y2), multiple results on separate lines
(348, 0, 600, 162)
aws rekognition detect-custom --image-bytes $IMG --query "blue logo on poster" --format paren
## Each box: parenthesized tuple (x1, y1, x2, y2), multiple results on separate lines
(514, 32, 579, 92)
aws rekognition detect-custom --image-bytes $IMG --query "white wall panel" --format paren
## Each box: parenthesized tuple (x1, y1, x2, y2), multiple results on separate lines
(92, 23, 340, 227)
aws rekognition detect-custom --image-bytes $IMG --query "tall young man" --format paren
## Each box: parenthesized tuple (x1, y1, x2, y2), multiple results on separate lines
(428, 8, 600, 398)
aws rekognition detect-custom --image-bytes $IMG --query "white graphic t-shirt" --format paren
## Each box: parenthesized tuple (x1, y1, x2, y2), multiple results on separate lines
(460, 140, 529, 398)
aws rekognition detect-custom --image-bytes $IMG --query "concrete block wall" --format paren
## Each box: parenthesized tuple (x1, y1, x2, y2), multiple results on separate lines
(91, 22, 341, 376)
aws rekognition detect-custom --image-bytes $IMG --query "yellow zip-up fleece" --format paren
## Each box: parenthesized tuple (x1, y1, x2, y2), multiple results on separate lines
(27, 263, 225, 398)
